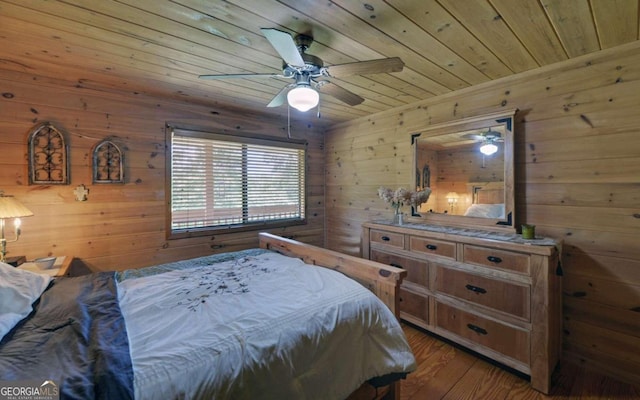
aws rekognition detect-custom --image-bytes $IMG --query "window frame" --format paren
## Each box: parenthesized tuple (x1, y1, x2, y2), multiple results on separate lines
(166, 124, 308, 239)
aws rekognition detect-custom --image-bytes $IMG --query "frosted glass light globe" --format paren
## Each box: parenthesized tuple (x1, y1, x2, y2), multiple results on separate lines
(287, 86, 319, 112)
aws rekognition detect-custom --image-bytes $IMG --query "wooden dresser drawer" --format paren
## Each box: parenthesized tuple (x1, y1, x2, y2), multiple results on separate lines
(409, 236, 456, 260)
(435, 266, 530, 320)
(371, 249, 428, 289)
(400, 288, 429, 326)
(370, 229, 405, 249)
(436, 302, 530, 365)
(463, 244, 530, 275)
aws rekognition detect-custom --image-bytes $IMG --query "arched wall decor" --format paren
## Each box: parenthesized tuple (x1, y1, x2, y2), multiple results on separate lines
(92, 140, 124, 184)
(28, 122, 70, 185)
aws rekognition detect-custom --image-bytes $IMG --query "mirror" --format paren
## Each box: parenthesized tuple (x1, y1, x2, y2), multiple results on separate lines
(411, 109, 517, 232)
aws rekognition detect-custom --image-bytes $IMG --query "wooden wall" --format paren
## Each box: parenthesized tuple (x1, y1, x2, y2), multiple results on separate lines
(325, 41, 640, 385)
(0, 69, 325, 272)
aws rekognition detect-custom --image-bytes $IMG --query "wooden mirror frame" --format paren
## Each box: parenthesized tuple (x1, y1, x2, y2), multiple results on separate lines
(411, 109, 517, 232)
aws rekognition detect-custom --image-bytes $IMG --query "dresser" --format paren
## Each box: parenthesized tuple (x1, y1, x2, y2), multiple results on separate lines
(362, 221, 562, 394)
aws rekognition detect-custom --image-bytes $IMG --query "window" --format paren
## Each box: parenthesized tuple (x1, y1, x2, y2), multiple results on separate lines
(168, 126, 306, 237)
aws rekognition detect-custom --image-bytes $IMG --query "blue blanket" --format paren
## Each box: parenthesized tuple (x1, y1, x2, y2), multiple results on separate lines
(0, 272, 133, 400)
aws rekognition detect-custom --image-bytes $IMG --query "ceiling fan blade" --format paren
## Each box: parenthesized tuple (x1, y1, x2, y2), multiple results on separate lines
(318, 82, 364, 106)
(327, 57, 404, 78)
(199, 73, 280, 80)
(462, 133, 486, 141)
(462, 129, 504, 141)
(261, 28, 305, 68)
(266, 86, 290, 108)
(485, 130, 503, 140)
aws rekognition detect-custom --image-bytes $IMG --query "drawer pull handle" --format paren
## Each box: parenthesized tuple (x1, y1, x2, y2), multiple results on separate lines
(425, 244, 438, 250)
(465, 284, 487, 294)
(467, 324, 488, 335)
(390, 263, 404, 269)
(487, 256, 502, 263)
(381, 236, 391, 241)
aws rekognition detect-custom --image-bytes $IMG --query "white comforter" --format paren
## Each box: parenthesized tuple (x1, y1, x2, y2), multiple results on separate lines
(118, 251, 415, 400)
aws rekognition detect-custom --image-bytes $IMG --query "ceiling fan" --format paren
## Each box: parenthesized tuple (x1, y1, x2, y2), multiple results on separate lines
(198, 28, 404, 112)
(462, 129, 504, 156)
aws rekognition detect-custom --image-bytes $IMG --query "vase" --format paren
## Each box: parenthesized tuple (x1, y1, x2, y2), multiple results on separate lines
(393, 207, 403, 225)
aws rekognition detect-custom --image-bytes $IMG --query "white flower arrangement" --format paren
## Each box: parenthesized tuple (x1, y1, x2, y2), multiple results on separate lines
(409, 188, 432, 209)
(378, 186, 431, 212)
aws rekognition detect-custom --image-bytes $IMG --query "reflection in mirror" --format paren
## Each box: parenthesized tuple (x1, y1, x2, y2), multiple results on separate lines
(415, 126, 505, 216)
(412, 110, 517, 231)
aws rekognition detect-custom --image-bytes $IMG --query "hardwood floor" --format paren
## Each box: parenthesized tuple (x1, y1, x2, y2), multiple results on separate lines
(400, 323, 640, 400)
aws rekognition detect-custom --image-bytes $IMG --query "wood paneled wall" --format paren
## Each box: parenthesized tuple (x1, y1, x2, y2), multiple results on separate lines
(325, 41, 640, 385)
(0, 69, 325, 272)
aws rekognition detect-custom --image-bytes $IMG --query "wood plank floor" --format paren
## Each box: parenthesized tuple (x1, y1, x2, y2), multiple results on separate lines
(400, 323, 640, 400)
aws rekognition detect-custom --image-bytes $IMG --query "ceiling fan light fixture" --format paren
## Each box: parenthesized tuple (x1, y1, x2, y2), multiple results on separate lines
(287, 85, 319, 112)
(480, 142, 498, 156)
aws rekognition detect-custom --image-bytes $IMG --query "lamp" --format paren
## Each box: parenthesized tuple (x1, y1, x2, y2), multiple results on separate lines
(446, 192, 459, 212)
(287, 85, 319, 112)
(0, 193, 33, 263)
(480, 141, 498, 156)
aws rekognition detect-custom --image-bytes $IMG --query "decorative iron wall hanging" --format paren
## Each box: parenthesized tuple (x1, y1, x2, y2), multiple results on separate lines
(92, 139, 124, 183)
(28, 122, 70, 185)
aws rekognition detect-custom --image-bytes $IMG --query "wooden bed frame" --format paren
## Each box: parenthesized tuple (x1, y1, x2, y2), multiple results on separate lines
(258, 232, 408, 400)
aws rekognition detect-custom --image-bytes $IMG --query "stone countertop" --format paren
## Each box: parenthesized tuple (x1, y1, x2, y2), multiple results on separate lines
(369, 220, 559, 247)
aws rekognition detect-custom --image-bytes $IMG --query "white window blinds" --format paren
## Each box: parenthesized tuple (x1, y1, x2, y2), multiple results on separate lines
(170, 128, 306, 232)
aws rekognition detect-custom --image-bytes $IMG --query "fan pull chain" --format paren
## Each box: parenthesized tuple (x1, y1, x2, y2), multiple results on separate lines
(287, 103, 292, 139)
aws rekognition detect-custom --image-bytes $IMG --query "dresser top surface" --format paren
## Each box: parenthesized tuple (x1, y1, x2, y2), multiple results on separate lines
(364, 220, 560, 254)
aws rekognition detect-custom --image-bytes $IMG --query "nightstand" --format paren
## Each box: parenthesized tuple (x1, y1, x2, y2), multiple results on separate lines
(16, 256, 74, 277)
(5, 255, 26, 267)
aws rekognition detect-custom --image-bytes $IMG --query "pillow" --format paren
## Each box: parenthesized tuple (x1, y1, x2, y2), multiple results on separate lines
(0, 262, 52, 341)
(463, 203, 505, 219)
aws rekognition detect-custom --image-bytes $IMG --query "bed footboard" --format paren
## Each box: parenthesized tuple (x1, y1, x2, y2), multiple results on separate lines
(259, 233, 407, 400)
(258, 233, 406, 317)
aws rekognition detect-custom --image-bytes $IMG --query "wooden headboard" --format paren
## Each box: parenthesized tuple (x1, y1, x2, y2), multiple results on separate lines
(469, 181, 504, 204)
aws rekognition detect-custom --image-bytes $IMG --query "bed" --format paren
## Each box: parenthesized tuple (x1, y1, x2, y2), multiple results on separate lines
(463, 182, 505, 218)
(0, 233, 415, 400)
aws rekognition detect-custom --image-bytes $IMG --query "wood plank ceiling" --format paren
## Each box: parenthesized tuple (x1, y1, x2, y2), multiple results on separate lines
(1, 0, 639, 128)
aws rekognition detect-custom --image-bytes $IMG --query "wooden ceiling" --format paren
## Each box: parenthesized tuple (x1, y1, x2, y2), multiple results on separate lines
(2, 0, 639, 127)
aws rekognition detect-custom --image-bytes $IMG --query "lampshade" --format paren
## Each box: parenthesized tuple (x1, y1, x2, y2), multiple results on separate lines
(480, 142, 498, 156)
(287, 86, 319, 112)
(445, 192, 459, 203)
(0, 195, 33, 219)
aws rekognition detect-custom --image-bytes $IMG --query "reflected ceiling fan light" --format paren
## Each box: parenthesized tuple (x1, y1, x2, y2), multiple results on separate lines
(480, 142, 498, 156)
(287, 85, 319, 112)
